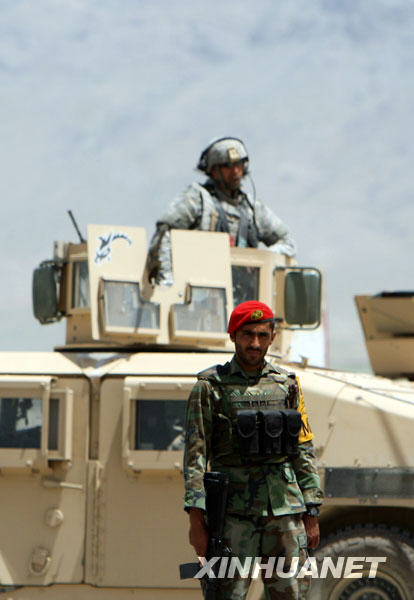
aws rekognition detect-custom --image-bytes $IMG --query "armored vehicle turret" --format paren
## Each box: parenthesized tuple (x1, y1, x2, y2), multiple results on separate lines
(0, 225, 413, 600)
(355, 291, 414, 379)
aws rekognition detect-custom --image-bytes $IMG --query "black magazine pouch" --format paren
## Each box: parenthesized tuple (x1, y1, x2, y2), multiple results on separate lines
(236, 410, 259, 456)
(261, 410, 283, 455)
(282, 409, 302, 457)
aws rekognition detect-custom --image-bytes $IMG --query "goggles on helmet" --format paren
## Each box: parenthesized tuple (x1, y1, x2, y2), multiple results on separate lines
(197, 137, 249, 174)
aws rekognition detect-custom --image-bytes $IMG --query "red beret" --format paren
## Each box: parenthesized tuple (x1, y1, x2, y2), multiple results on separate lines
(227, 301, 274, 335)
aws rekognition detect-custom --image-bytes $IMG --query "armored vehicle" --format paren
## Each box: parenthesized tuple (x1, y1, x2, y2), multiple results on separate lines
(1, 224, 413, 600)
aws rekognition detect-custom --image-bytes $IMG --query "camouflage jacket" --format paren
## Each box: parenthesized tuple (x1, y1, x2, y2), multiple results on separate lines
(147, 179, 296, 284)
(183, 357, 323, 517)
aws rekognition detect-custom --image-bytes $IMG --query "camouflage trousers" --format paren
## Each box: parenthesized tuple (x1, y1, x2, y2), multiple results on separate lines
(202, 512, 309, 600)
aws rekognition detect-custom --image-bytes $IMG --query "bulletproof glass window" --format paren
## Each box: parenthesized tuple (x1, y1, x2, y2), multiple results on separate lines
(48, 397, 59, 451)
(284, 268, 321, 328)
(0, 397, 42, 448)
(172, 286, 226, 332)
(72, 260, 90, 308)
(134, 400, 186, 451)
(0, 397, 61, 450)
(102, 281, 160, 329)
(232, 266, 260, 306)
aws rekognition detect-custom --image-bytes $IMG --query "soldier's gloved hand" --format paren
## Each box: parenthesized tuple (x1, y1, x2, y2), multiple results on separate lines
(302, 514, 320, 549)
(188, 508, 209, 558)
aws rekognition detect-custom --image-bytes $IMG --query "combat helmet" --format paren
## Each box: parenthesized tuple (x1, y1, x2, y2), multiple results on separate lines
(197, 137, 249, 174)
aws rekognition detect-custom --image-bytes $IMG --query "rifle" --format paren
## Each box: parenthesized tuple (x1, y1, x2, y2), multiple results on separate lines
(180, 471, 231, 599)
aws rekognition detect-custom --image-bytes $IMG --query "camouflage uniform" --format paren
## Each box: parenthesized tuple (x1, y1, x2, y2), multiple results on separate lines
(147, 179, 296, 284)
(184, 356, 323, 600)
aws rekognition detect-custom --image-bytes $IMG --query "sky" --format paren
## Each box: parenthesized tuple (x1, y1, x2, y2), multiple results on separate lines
(1, 0, 413, 371)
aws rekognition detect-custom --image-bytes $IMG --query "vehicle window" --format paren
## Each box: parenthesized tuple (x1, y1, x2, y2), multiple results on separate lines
(134, 400, 186, 451)
(72, 260, 90, 308)
(0, 397, 42, 448)
(173, 286, 227, 332)
(48, 397, 60, 451)
(103, 281, 160, 329)
(232, 265, 259, 305)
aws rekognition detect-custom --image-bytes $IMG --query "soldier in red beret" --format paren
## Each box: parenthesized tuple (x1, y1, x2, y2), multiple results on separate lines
(184, 300, 323, 599)
(227, 301, 277, 373)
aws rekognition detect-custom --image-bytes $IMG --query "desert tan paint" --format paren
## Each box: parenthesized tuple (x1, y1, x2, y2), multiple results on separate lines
(355, 294, 414, 377)
(1, 227, 414, 599)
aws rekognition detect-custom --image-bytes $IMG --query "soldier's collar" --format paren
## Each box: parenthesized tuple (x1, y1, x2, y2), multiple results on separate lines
(230, 356, 277, 378)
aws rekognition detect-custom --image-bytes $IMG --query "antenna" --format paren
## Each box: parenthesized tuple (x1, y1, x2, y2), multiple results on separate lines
(247, 173, 257, 202)
(67, 210, 86, 243)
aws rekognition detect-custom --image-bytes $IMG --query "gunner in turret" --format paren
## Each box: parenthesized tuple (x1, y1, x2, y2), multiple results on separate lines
(147, 137, 296, 285)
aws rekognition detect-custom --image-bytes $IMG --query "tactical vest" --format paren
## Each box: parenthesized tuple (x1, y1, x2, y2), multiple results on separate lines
(194, 182, 259, 248)
(198, 363, 302, 467)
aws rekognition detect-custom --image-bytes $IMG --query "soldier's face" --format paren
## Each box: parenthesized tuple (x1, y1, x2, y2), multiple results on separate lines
(230, 322, 275, 372)
(212, 161, 244, 192)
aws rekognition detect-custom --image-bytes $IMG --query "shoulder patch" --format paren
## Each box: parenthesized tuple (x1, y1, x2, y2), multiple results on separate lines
(296, 378, 314, 443)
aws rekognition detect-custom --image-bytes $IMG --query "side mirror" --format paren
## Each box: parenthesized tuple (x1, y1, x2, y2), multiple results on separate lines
(275, 267, 321, 329)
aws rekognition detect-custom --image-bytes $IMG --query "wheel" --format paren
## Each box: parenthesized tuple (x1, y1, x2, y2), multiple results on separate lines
(309, 524, 414, 600)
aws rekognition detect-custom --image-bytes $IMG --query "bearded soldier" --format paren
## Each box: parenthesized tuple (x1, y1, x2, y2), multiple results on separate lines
(147, 137, 296, 285)
(183, 301, 323, 600)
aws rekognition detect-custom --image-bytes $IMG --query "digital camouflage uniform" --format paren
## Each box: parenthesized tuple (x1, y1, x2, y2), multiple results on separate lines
(147, 179, 296, 284)
(184, 356, 323, 600)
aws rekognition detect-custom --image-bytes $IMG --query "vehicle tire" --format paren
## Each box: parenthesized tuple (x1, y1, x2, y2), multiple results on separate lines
(308, 524, 414, 600)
